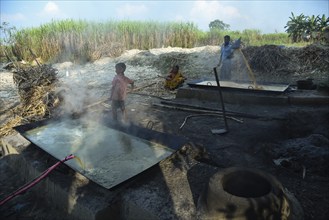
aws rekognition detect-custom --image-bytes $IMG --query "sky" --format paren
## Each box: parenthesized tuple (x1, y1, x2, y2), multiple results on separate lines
(1, 0, 328, 34)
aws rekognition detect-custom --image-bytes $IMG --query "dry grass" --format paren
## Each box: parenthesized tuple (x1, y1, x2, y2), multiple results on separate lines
(0, 64, 60, 137)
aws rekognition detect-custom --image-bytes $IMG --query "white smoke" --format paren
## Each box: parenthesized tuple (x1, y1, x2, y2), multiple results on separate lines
(53, 61, 115, 118)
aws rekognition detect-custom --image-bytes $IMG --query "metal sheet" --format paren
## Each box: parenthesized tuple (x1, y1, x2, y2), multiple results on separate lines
(189, 80, 290, 92)
(19, 119, 176, 189)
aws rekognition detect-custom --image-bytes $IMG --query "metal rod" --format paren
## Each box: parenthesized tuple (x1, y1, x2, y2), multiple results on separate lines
(213, 67, 229, 132)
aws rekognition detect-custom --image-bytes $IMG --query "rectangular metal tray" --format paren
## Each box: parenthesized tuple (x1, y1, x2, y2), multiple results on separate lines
(15, 118, 186, 189)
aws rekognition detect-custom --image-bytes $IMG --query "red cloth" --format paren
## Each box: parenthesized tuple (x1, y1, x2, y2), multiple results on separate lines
(111, 74, 133, 101)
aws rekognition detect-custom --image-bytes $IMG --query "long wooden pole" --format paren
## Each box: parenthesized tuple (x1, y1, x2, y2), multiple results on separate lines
(238, 49, 263, 90)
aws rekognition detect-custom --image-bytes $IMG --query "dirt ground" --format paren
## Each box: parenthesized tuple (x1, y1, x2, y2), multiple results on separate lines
(125, 94, 329, 220)
(1, 45, 329, 219)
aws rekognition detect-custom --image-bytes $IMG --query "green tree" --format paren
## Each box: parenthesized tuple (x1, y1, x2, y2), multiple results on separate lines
(318, 14, 329, 30)
(285, 13, 329, 42)
(306, 15, 320, 32)
(318, 14, 329, 42)
(0, 22, 17, 45)
(0, 22, 21, 62)
(284, 12, 307, 42)
(209, 19, 230, 30)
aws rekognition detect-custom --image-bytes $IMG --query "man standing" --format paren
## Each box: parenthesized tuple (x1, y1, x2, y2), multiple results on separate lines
(219, 35, 240, 80)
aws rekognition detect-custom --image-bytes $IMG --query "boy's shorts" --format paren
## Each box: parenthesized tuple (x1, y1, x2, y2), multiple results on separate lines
(112, 100, 125, 110)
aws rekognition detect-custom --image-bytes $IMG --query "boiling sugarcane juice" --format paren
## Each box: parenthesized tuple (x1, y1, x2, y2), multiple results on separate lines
(25, 119, 174, 189)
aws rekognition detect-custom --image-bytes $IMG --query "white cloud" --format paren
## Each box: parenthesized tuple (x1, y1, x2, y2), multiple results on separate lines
(188, 0, 243, 30)
(116, 3, 148, 18)
(44, 1, 59, 14)
(1, 13, 26, 22)
(38, 1, 62, 17)
(190, 1, 241, 21)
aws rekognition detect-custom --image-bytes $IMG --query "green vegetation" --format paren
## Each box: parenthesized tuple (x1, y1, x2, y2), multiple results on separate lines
(284, 13, 328, 42)
(1, 19, 201, 63)
(0, 18, 323, 64)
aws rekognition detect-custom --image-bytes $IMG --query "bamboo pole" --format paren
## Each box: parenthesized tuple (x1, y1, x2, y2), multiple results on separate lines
(238, 49, 263, 90)
(85, 82, 157, 109)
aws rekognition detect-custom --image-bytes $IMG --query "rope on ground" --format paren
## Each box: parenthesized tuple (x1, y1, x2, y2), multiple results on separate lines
(179, 113, 243, 130)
